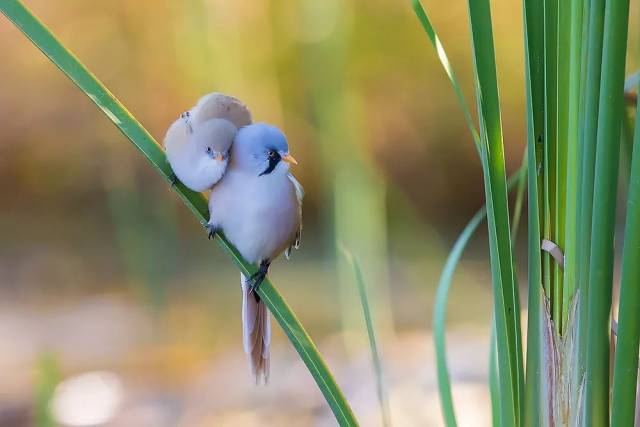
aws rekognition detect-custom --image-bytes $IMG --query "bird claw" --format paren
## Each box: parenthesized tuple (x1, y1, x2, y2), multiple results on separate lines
(205, 224, 219, 240)
(247, 260, 270, 301)
(170, 173, 179, 189)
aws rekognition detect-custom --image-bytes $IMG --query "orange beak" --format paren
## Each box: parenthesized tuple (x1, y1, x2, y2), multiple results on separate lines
(282, 153, 298, 165)
(215, 153, 225, 161)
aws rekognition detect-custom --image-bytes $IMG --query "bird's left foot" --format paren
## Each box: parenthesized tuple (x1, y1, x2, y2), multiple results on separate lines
(205, 223, 219, 240)
(248, 260, 271, 301)
(170, 173, 179, 189)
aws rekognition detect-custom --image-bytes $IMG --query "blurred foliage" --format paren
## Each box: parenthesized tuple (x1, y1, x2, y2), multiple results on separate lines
(0, 0, 536, 229)
(34, 353, 60, 427)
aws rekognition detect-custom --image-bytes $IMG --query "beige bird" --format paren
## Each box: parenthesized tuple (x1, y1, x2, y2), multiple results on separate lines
(207, 123, 303, 383)
(163, 93, 252, 192)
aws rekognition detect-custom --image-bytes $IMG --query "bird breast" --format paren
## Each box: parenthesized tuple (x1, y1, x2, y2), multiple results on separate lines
(209, 171, 300, 264)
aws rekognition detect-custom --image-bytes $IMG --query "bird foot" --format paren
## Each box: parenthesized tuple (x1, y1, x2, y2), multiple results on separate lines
(247, 260, 270, 302)
(170, 173, 179, 189)
(205, 224, 219, 240)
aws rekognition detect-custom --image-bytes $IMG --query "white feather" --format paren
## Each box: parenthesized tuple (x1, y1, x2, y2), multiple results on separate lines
(209, 167, 301, 263)
(163, 92, 252, 192)
(240, 273, 271, 383)
(192, 92, 252, 128)
(241, 273, 257, 353)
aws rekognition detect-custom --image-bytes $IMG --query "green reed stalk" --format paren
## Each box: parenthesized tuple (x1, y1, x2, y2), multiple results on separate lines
(543, 0, 558, 305)
(431, 165, 525, 427)
(411, 13, 530, 424)
(341, 247, 391, 427)
(412, 0, 480, 151)
(611, 86, 640, 427)
(554, 0, 571, 330)
(576, 0, 605, 384)
(466, 0, 524, 424)
(35, 353, 60, 427)
(0, 2, 358, 424)
(489, 323, 502, 426)
(561, 0, 584, 331)
(584, 0, 631, 422)
(521, 0, 545, 421)
(433, 206, 486, 427)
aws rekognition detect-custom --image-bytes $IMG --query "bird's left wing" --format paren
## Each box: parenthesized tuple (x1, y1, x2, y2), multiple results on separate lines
(285, 173, 304, 259)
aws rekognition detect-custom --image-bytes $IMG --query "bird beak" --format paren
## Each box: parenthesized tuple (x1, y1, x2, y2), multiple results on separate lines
(282, 153, 298, 165)
(215, 153, 225, 161)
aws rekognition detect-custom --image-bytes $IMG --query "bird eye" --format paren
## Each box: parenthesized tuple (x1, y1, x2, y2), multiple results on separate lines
(268, 150, 277, 158)
(206, 147, 212, 154)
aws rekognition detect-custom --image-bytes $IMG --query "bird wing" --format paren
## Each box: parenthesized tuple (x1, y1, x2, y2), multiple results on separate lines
(192, 92, 253, 129)
(285, 173, 304, 259)
(163, 116, 189, 151)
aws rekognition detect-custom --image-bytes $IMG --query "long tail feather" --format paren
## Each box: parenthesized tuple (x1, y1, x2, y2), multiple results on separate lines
(241, 273, 271, 384)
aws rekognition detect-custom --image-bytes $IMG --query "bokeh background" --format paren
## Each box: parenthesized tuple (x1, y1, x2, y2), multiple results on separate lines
(0, 0, 637, 426)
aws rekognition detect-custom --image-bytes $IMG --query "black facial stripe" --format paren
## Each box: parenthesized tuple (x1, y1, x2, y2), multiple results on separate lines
(259, 151, 281, 176)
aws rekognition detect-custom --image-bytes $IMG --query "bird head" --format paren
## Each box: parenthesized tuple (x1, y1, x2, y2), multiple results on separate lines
(192, 118, 236, 161)
(189, 118, 237, 187)
(232, 123, 298, 177)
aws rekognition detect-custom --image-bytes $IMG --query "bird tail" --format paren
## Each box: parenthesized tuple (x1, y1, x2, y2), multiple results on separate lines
(240, 273, 271, 384)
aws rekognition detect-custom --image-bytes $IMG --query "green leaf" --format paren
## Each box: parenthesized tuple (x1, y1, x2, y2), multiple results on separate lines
(489, 321, 502, 427)
(35, 353, 60, 427)
(510, 152, 528, 245)
(431, 165, 525, 427)
(411, 0, 480, 152)
(340, 246, 392, 427)
(433, 206, 485, 427)
(0, 2, 358, 425)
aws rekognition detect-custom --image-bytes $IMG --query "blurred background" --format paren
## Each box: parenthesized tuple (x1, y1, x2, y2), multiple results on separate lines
(0, 0, 637, 426)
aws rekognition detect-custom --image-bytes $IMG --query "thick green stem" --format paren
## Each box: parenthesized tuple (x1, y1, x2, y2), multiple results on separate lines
(584, 0, 631, 423)
(466, 0, 524, 424)
(543, 0, 558, 306)
(561, 0, 584, 331)
(576, 0, 605, 389)
(554, 0, 571, 331)
(521, 0, 545, 421)
(611, 89, 640, 427)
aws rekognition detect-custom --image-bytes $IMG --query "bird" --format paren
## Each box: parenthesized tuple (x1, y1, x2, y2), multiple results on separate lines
(163, 92, 252, 192)
(207, 123, 303, 383)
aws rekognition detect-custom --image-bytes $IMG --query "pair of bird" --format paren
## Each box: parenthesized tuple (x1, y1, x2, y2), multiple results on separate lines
(164, 93, 303, 383)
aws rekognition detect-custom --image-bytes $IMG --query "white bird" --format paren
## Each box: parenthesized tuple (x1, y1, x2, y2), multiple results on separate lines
(163, 92, 252, 192)
(207, 123, 303, 383)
